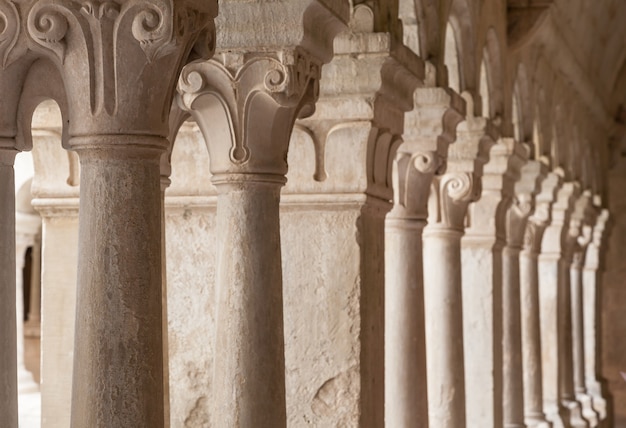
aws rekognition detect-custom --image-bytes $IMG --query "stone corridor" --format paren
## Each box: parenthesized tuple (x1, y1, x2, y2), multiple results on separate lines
(2, 0, 626, 427)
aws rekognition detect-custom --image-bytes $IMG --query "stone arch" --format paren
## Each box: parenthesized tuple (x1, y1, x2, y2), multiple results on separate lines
(445, 0, 476, 94)
(512, 62, 532, 143)
(444, 21, 462, 93)
(398, 0, 421, 55)
(478, 27, 504, 119)
(413, 0, 440, 60)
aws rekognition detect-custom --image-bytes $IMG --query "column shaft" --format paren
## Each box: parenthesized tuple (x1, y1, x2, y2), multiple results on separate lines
(558, 258, 587, 427)
(212, 178, 286, 428)
(520, 249, 548, 426)
(71, 139, 165, 428)
(502, 246, 525, 428)
(538, 254, 563, 426)
(582, 267, 606, 419)
(385, 217, 428, 427)
(0, 149, 18, 428)
(571, 259, 598, 425)
(423, 228, 466, 428)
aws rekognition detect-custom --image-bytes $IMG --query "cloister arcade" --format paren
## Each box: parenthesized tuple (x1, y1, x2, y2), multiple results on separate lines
(2, 0, 626, 427)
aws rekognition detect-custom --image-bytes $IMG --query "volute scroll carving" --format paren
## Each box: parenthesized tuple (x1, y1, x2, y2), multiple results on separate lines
(0, 0, 22, 68)
(388, 147, 441, 220)
(178, 49, 323, 179)
(25, 0, 218, 137)
(427, 171, 480, 231)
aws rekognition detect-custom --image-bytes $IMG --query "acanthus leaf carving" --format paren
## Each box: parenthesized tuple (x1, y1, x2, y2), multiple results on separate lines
(0, 0, 21, 68)
(178, 50, 322, 175)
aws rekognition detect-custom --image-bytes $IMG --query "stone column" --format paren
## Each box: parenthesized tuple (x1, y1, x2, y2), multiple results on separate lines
(25, 2, 217, 426)
(582, 209, 608, 421)
(179, 20, 345, 422)
(0, 147, 19, 428)
(538, 180, 586, 428)
(0, 18, 33, 423)
(424, 97, 493, 428)
(569, 193, 598, 426)
(461, 138, 526, 428)
(385, 87, 464, 427)
(520, 166, 556, 428)
(501, 153, 543, 428)
(296, 15, 427, 424)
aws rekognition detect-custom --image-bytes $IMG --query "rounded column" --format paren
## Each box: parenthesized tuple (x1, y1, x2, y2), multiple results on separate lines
(423, 224, 465, 427)
(0, 148, 19, 428)
(520, 169, 557, 428)
(582, 210, 608, 421)
(178, 33, 345, 424)
(213, 176, 286, 426)
(385, 150, 437, 427)
(70, 138, 167, 427)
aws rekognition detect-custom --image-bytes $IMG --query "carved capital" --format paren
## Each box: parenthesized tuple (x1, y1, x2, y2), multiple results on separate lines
(584, 209, 609, 270)
(26, 0, 217, 138)
(523, 220, 546, 254)
(428, 171, 479, 231)
(179, 49, 323, 180)
(393, 87, 464, 202)
(388, 148, 440, 220)
(541, 180, 580, 257)
(530, 169, 562, 226)
(504, 158, 546, 248)
(0, 0, 30, 69)
(465, 139, 530, 239)
(506, 194, 534, 248)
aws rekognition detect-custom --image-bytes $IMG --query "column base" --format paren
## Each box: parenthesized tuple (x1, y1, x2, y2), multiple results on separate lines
(525, 412, 552, 428)
(586, 383, 607, 420)
(576, 393, 599, 427)
(560, 399, 588, 428)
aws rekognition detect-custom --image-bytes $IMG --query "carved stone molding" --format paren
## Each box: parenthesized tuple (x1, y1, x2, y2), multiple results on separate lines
(541, 180, 581, 257)
(584, 208, 609, 271)
(504, 156, 545, 249)
(390, 87, 465, 219)
(524, 169, 562, 254)
(179, 49, 325, 181)
(465, 138, 530, 241)
(565, 190, 595, 261)
(24, 0, 217, 138)
(296, 9, 425, 201)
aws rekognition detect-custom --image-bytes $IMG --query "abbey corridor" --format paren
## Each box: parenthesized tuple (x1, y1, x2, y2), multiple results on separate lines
(3, 0, 626, 427)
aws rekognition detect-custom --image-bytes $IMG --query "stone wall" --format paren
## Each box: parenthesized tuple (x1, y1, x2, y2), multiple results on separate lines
(602, 156, 626, 427)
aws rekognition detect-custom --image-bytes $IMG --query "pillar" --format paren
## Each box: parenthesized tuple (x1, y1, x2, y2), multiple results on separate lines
(385, 85, 463, 427)
(0, 147, 19, 428)
(178, 7, 346, 419)
(424, 97, 493, 428)
(569, 193, 598, 426)
(538, 180, 586, 428)
(582, 209, 608, 421)
(25, 2, 218, 425)
(520, 167, 557, 428)
(501, 152, 541, 428)
(461, 138, 527, 428)
(0, 22, 33, 423)
(298, 13, 427, 424)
